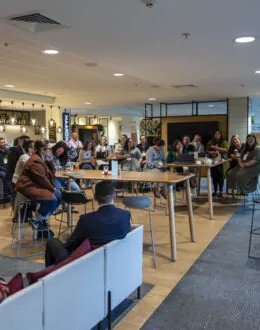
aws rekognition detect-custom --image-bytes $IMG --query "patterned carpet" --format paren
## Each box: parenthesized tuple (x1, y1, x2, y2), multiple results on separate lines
(142, 205, 260, 330)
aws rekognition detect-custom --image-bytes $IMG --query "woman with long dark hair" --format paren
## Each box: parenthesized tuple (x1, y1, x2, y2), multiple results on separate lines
(206, 130, 228, 197)
(120, 138, 142, 171)
(52, 141, 80, 191)
(227, 134, 260, 195)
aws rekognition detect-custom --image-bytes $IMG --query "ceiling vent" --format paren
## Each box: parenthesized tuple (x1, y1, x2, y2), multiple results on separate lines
(7, 12, 68, 33)
(171, 84, 198, 89)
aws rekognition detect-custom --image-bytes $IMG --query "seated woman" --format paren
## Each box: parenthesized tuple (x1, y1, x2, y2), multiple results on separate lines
(182, 136, 191, 153)
(79, 141, 95, 189)
(227, 134, 260, 195)
(119, 138, 142, 171)
(167, 139, 186, 190)
(52, 141, 80, 191)
(143, 138, 168, 199)
(191, 134, 205, 154)
(95, 135, 112, 170)
(16, 140, 62, 233)
(206, 130, 228, 197)
(12, 139, 34, 222)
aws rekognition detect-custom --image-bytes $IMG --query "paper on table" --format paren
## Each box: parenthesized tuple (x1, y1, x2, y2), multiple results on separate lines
(111, 160, 118, 177)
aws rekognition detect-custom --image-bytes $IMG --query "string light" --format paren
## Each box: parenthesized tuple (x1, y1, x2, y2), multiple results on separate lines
(48, 105, 56, 127)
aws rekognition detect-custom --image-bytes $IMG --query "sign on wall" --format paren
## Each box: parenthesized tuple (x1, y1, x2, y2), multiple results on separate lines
(63, 112, 70, 142)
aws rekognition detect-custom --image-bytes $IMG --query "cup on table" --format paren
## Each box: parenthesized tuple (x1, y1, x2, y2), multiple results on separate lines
(104, 165, 109, 176)
(75, 162, 80, 171)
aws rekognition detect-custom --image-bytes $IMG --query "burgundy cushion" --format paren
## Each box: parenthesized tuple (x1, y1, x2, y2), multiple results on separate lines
(26, 239, 92, 285)
(8, 273, 24, 296)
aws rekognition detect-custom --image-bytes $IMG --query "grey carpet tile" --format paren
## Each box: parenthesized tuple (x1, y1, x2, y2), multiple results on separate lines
(142, 207, 260, 330)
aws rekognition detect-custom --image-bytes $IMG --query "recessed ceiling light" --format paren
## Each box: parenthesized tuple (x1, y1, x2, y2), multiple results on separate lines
(43, 49, 59, 55)
(113, 73, 124, 77)
(148, 98, 156, 101)
(234, 36, 255, 43)
(84, 102, 92, 105)
(255, 70, 260, 74)
(208, 104, 214, 108)
(4, 84, 15, 88)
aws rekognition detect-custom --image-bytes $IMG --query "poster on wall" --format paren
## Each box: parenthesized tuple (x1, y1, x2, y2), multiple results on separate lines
(63, 112, 70, 142)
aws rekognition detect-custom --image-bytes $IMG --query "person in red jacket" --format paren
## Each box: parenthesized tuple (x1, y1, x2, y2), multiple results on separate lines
(16, 139, 62, 231)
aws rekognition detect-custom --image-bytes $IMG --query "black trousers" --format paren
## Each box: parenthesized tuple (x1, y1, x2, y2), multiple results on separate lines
(210, 164, 224, 192)
(45, 238, 69, 267)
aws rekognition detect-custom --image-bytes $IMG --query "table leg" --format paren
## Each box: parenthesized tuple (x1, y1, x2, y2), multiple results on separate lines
(168, 184, 177, 261)
(207, 167, 214, 220)
(185, 179, 196, 242)
(67, 179, 72, 227)
(197, 168, 201, 197)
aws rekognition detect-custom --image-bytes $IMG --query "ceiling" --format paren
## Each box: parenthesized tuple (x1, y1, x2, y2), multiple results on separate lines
(0, 0, 260, 114)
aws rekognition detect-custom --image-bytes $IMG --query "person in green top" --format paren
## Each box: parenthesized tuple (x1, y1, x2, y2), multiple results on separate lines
(167, 139, 187, 164)
(206, 130, 229, 197)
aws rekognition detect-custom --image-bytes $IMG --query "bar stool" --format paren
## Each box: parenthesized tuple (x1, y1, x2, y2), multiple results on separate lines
(11, 194, 49, 258)
(122, 196, 157, 268)
(57, 190, 94, 238)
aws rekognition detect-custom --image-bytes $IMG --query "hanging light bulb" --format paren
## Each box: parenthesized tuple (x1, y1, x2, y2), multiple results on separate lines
(57, 126, 63, 134)
(31, 103, 37, 126)
(0, 124, 6, 132)
(41, 126, 47, 134)
(20, 126, 27, 133)
(48, 106, 56, 127)
(9, 101, 17, 125)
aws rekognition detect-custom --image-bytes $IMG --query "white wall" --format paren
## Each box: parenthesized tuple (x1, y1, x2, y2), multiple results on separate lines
(108, 119, 120, 145)
(1, 125, 39, 146)
(121, 114, 142, 143)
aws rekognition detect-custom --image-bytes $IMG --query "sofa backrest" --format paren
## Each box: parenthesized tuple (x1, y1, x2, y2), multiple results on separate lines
(0, 281, 43, 330)
(42, 247, 105, 330)
(104, 224, 143, 312)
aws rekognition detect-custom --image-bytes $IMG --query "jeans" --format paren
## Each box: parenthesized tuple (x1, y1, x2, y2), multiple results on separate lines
(54, 178, 80, 191)
(45, 238, 69, 267)
(37, 189, 62, 218)
(80, 163, 93, 185)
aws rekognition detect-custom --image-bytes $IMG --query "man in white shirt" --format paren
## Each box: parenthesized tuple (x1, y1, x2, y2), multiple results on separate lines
(68, 132, 83, 161)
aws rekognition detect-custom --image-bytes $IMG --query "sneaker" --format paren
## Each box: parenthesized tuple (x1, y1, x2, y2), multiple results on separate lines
(212, 191, 217, 197)
(153, 189, 161, 199)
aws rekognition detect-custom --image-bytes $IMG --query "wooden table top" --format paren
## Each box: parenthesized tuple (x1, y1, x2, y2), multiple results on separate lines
(56, 169, 194, 184)
(167, 159, 230, 168)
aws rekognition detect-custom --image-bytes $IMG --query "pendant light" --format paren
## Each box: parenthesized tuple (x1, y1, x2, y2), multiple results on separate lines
(20, 126, 27, 133)
(48, 105, 56, 127)
(31, 103, 37, 126)
(41, 126, 47, 134)
(9, 101, 17, 125)
(57, 126, 63, 134)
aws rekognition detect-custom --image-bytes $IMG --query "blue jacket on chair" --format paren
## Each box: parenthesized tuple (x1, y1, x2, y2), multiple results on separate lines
(63, 204, 131, 253)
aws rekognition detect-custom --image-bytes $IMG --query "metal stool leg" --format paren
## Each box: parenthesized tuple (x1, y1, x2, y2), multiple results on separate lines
(248, 202, 255, 257)
(148, 207, 157, 268)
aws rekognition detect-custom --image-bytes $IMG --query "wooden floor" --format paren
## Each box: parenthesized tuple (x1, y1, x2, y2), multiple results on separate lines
(0, 190, 236, 330)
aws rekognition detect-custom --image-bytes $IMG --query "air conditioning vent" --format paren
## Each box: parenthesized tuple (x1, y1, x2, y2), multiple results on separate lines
(7, 12, 68, 32)
(171, 84, 198, 89)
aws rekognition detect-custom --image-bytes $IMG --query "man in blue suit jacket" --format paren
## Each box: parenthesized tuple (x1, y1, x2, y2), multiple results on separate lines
(45, 181, 131, 267)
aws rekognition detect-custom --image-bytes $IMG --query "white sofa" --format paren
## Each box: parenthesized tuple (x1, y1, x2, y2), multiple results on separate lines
(0, 224, 143, 330)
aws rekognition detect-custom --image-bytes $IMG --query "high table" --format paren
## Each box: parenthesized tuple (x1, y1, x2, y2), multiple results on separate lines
(167, 160, 230, 220)
(56, 170, 195, 262)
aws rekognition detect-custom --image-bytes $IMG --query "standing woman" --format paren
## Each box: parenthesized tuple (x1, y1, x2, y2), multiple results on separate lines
(227, 134, 260, 195)
(207, 130, 228, 197)
(16, 140, 62, 230)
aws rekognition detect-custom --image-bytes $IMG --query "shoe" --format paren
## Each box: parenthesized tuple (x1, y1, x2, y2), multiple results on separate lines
(37, 229, 54, 240)
(218, 192, 223, 198)
(153, 189, 161, 199)
(160, 188, 168, 200)
(212, 192, 217, 197)
(81, 184, 87, 190)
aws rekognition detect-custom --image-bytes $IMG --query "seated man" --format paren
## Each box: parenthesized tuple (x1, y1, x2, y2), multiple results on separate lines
(45, 181, 131, 267)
